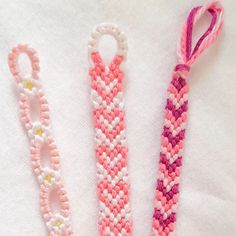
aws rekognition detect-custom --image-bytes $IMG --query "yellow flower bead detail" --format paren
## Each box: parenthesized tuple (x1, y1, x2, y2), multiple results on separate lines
(38, 167, 60, 188)
(44, 174, 52, 183)
(24, 80, 34, 91)
(18, 76, 40, 96)
(55, 219, 62, 228)
(36, 127, 44, 137)
(28, 122, 50, 143)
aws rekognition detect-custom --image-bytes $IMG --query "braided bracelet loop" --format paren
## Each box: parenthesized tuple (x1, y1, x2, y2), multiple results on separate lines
(88, 23, 127, 61)
(152, 2, 223, 235)
(8, 45, 73, 236)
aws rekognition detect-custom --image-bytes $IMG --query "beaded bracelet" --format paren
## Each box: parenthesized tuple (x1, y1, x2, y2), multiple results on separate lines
(8, 45, 73, 236)
(88, 24, 132, 236)
(152, 1, 223, 235)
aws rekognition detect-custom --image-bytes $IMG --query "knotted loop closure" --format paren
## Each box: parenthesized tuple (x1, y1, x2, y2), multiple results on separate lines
(178, 1, 223, 67)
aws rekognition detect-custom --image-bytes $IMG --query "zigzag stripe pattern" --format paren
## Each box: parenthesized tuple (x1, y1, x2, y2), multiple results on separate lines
(152, 2, 223, 235)
(8, 45, 73, 236)
(89, 24, 132, 236)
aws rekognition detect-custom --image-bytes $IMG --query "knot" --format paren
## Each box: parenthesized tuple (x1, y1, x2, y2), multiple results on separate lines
(173, 64, 190, 80)
(177, 1, 223, 66)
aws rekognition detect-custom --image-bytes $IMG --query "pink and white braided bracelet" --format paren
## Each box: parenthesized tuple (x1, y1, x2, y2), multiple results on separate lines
(8, 45, 73, 236)
(152, 1, 223, 235)
(88, 24, 132, 236)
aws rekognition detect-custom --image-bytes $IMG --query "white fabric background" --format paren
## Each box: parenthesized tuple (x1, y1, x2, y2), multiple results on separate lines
(0, 0, 235, 235)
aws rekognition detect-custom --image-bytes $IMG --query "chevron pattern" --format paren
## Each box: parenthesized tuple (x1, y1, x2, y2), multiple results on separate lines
(152, 66, 189, 236)
(90, 52, 132, 236)
(152, 1, 223, 235)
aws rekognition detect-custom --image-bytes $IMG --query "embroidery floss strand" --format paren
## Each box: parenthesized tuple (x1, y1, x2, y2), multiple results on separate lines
(152, 2, 223, 235)
(88, 24, 132, 236)
(8, 45, 73, 236)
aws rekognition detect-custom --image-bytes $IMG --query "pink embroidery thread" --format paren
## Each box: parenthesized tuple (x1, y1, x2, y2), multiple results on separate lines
(8, 45, 73, 236)
(152, 2, 223, 235)
(88, 24, 132, 236)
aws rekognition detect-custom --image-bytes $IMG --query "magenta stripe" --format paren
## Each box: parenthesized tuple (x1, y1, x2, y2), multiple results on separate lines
(186, 6, 218, 60)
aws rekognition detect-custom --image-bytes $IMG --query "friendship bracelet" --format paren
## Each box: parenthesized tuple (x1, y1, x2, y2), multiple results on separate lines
(7, 2, 224, 234)
(8, 45, 73, 236)
(88, 24, 132, 236)
(152, 1, 223, 235)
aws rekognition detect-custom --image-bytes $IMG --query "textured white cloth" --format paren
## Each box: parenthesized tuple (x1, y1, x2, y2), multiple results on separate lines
(0, 0, 235, 235)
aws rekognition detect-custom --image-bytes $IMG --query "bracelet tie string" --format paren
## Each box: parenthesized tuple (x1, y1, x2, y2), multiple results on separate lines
(152, 2, 223, 235)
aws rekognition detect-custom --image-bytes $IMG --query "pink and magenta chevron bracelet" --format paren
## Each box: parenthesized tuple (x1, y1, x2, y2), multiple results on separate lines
(152, 1, 223, 235)
(7, 1, 223, 236)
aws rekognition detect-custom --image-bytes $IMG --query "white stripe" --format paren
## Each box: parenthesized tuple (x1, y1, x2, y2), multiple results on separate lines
(163, 119, 186, 136)
(154, 200, 177, 219)
(101, 152, 123, 168)
(168, 93, 188, 109)
(102, 188, 125, 205)
(158, 172, 180, 190)
(160, 146, 183, 164)
(99, 202, 131, 222)
(97, 163, 129, 186)
(99, 115, 121, 131)
(95, 128, 126, 147)
(91, 90, 124, 111)
(96, 76, 118, 93)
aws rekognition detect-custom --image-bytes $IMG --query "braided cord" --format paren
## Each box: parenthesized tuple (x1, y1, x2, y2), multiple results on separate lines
(152, 2, 223, 235)
(89, 24, 132, 236)
(8, 45, 73, 236)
